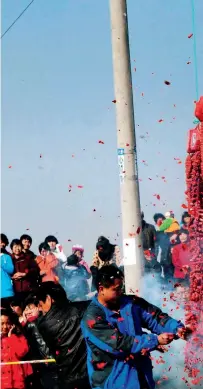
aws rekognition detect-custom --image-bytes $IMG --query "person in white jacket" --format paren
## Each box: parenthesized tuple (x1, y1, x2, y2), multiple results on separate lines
(44, 235, 67, 283)
(44, 236, 67, 263)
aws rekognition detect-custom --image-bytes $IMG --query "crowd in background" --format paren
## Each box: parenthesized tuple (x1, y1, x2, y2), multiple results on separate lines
(0, 209, 193, 389)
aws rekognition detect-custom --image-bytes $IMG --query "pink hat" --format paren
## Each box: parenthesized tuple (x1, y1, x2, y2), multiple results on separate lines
(72, 244, 84, 253)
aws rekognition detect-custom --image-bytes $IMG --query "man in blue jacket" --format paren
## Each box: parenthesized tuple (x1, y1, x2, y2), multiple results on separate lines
(0, 252, 14, 307)
(81, 265, 190, 389)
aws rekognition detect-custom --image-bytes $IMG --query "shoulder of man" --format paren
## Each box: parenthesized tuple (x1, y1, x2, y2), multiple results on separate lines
(82, 299, 105, 322)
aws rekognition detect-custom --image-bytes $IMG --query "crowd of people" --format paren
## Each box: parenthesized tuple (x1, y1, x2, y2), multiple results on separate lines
(0, 209, 194, 389)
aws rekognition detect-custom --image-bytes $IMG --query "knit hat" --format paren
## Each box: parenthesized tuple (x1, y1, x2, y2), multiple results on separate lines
(72, 244, 84, 253)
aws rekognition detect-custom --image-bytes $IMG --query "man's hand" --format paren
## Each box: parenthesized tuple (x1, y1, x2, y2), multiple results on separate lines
(156, 345, 169, 353)
(177, 326, 193, 340)
(158, 333, 174, 345)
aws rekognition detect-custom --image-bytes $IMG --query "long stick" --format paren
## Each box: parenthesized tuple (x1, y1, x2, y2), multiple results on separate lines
(0, 358, 56, 366)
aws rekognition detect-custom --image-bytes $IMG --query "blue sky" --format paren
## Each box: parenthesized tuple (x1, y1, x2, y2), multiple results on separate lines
(2, 0, 203, 259)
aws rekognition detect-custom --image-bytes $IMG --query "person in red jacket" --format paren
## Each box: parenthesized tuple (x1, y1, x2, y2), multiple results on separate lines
(0, 309, 32, 389)
(172, 229, 191, 285)
(11, 239, 40, 301)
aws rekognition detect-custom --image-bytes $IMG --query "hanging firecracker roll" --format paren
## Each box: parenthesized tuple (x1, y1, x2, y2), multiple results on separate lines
(184, 96, 203, 379)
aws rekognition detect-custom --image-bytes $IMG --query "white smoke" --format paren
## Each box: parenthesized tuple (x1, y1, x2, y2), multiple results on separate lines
(141, 273, 203, 388)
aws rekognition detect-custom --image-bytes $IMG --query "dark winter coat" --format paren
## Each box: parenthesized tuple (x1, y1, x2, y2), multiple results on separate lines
(37, 301, 90, 389)
(12, 254, 40, 293)
(23, 318, 59, 389)
(61, 260, 90, 301)
(142, 220, 156, 251)
(155, 232, 174, 279)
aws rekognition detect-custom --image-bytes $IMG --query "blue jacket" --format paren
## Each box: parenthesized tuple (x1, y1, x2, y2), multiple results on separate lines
(81, 295, 183, 389)
(0, 253, 14, 298)
(61, 263, 90, 301)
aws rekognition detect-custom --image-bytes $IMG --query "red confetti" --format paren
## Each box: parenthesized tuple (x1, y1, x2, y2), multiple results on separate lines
(8, 165, 12, 169)
(98, 140, 104, 144)
(87, 319, 96, 329)
(126, 143, 130, 146)
(77, 185, 83, 189)
(112, 99, 117, 104)
(117, 317, 125, 322)
(158, 119, 164, 123)
(156, 195, 160, 200)
(93, 209, 96, 212)
(136, 227, 141, 234)
(40, 154, 42, 158)
(188, 33, 193, 39)
(164, 80, 171, 85)
(181, 203, 187, 209)
(96, 362, 107, 370)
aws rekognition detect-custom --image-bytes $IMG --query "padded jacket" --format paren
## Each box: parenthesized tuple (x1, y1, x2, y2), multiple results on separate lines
(37, 301, 90, 389)
(23, 318, 59, 389)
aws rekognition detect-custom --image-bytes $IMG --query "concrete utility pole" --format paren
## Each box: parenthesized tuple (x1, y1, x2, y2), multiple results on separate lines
(109, 0, 143, 294)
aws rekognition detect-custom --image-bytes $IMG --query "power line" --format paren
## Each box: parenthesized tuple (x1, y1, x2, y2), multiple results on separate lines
(1, 0, 35, 39)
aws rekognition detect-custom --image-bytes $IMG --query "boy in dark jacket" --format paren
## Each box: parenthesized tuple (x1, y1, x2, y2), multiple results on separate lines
(11, 239, 40, 301)
(35, 282, 90, 389)
(81, 265, 191, 389)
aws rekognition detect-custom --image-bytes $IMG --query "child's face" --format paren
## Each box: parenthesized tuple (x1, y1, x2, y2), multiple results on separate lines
(48, 241, 56, 250)
(75, 250, 82, 260)
(179, 233, 188, 243)
(12, 244, 22, 256)
(24, 304, 39, 320)
(1, 315, 12, 337)
(40, 248, 49, 257)
(184, 216, 190, 225)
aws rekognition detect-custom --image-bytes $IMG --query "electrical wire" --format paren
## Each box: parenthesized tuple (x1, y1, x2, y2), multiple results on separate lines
(1, 0, 35, 39)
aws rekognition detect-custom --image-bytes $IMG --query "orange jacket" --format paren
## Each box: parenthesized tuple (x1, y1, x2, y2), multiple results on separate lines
(36, 253, 59, 283)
